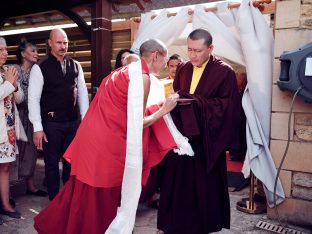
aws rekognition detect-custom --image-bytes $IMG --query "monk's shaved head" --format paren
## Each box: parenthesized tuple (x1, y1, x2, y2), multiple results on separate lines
(139, 39, 167, 58)
(139, 39, 168, 76)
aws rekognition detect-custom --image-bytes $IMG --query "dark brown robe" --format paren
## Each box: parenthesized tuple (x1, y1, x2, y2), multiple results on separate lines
(157, 56, 240, 234)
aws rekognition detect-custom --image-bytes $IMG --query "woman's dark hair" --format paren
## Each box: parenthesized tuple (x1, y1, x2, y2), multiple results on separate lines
(115, 49, 134, 69)
(16, 38, 37, 64)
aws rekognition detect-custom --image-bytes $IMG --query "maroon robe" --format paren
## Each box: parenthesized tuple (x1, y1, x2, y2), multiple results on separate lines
(157, 56, 240, 234)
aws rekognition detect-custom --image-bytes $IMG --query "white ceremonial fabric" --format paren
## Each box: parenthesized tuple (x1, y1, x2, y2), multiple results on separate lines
(131, 8, 189, 54)
(237, 0, 285, 207)
(147, 75, 194, 157)
(105, 60, 144, 234)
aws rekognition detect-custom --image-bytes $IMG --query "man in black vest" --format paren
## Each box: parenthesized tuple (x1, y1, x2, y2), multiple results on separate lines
(28, 28, 89, 200)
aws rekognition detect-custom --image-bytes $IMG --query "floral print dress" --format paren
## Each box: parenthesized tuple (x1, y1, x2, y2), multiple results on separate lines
(0, 77, 17, 163)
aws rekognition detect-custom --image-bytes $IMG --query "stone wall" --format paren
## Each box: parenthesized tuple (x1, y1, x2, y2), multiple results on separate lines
(268, 0, 312, 226)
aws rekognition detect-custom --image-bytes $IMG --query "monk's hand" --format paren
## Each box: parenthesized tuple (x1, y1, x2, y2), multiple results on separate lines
(160, 93, 179, 114)
(170, 92, 180, 100)
(33, 131, 48, 150)
(157, 100, 164, 107)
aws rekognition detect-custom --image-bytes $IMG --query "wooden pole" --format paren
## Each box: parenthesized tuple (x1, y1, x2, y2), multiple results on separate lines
(132, 0, 275, 23)
(236, 172, 267, 214)
(91, 0, 112, 98)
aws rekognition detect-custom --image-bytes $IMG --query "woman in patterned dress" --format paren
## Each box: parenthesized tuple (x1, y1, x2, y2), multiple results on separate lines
(0, 36, 24, 220)
(15, 39, 47, 197)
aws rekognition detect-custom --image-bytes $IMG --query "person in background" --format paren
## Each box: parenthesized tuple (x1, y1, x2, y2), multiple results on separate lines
(114, 48, 134, 69)
(0, 36, 25, 220)
(164, 53, 183, 80)
(157, 29, 240, 234)
(162, 54, 183, 97)
(15, 39, 47, 197)
(28, 28, 89, 201)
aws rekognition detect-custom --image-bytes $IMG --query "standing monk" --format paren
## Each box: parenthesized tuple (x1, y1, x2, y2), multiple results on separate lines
(157, 29, 240, 233)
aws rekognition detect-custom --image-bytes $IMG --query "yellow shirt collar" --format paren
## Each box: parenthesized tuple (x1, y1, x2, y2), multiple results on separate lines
(193, 59, 209, 70)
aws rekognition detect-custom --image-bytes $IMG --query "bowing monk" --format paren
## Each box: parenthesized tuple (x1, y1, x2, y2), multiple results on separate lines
(34, 39, 186, 234)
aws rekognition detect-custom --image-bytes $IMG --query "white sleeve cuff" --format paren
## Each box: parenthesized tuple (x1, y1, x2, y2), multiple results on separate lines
(33, 122, 43, 132)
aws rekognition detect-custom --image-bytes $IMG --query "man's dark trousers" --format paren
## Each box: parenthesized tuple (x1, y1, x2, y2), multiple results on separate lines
(43, 120, 78, 200)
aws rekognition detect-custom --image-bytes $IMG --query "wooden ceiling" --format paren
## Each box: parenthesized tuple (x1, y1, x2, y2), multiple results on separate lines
(0, 0, 151, 30)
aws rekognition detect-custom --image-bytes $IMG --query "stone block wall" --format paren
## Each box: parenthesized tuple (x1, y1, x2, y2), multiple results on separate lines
(268, 0, 312, 226)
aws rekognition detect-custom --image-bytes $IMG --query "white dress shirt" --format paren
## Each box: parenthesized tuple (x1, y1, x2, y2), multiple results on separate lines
(28, 62, 89, 132)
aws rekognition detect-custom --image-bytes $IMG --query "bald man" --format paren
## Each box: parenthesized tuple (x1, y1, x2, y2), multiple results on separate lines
(28, 28, 89, 200)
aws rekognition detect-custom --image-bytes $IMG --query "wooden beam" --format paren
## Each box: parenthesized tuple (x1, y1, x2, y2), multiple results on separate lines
(0, 18, 6, 29)
(0, 0, 96, 30)
(91, 0, 112, 97)
(8, 19, 17, 27)
(258, 0, 276, 15)
(133, 0, 145, 11)
(24, 16, 35, 25)
(58, 7, 91, 41)
(3, 27, 84, 43)
(111, 0, 151, 11)
(0, 0, 96, 19)
(112, 20, 131, 31)
(130, 19, 139, 43)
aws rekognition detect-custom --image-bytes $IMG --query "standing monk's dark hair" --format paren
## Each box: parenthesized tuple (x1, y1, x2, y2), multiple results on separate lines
(16, 38, 37, 65)
(188, 29, 213, 47)
(115, 49, 134, 69)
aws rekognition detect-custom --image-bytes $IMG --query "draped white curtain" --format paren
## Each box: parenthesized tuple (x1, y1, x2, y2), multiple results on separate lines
(131, 0, 285, 208)
(131, 8, 190, 54)
(237, 0, 285, 207)
(193, 4, 245, 66)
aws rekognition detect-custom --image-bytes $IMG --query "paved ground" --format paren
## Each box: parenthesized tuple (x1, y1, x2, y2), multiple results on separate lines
(0, 158, 310, 234)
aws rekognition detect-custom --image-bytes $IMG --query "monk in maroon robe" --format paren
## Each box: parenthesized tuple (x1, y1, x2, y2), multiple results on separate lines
(157, 29, 240, 234)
